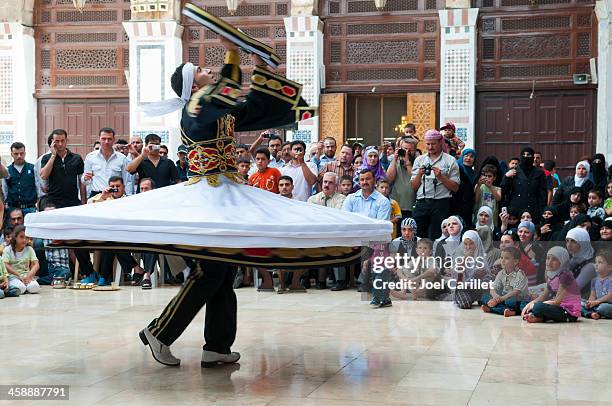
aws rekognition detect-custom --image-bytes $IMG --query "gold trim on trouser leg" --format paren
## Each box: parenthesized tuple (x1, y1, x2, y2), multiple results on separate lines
(150, 266, 203, 336)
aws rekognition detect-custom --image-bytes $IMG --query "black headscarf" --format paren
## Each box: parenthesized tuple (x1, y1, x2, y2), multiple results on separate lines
(591, 153, 607, 192)
(519, 147, 535, 174)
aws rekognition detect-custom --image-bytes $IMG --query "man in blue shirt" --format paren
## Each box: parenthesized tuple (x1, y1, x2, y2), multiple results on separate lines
(342, 169, 390, 220)
(5, 142, 38, 218)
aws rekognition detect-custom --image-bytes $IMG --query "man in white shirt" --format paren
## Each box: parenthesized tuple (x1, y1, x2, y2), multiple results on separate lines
(82, 127, 131, 198)
(280, 140, 317, 201)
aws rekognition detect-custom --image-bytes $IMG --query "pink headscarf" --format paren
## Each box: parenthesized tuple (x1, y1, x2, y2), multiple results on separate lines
(424, 129, 448, 153)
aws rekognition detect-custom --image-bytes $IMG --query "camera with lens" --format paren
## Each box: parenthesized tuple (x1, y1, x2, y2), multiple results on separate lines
(423, 164, 433, 176)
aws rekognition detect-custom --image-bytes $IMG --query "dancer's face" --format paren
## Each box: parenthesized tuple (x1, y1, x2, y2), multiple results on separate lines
(193, 66, 214, 89)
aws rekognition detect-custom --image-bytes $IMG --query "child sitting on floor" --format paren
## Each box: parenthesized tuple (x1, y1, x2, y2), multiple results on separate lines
(481, 246, 530, 317)
(521, 246, 581, 323)
(582, 249, 612, 319)
(3, 226, 40, 295)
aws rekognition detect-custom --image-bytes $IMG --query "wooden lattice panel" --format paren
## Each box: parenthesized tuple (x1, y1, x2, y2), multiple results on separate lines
(406, 93, 436, 151)
(319, 93, 346, 145)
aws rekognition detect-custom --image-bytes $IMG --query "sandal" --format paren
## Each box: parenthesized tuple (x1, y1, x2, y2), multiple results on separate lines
(131, 272, 144, 286)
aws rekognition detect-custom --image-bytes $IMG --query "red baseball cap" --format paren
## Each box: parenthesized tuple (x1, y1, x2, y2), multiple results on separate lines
(440, 122, 456, 132)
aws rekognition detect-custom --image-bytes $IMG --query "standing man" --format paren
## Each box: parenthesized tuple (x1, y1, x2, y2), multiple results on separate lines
(387, 137, 417, 219)
(410, 129, 460, 240)
(176, 145, 189, 182)
(319, 144, 354, 193)
(343, 169, 391, 220)
(312, 136, 337, 172)
(280, 140, 318, 201)
(127, 133, 179, 191)
(248, 132, 284, 168)
(5, 142, 38, 218)
(39, 129, 85, 208)
(82, 128, 131, 198)
(248, 147, 282, 193)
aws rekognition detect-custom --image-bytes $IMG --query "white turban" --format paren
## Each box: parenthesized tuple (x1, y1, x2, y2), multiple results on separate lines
(141, 62, 196, 117)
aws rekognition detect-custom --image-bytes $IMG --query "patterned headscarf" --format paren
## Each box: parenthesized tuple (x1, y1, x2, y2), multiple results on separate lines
(355, 146, 386, 182)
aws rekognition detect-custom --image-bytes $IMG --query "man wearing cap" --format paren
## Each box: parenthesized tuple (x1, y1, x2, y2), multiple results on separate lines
(176, 145, 189, 182)
(440, 122, 465, 158)
(410, 129, 460, 240)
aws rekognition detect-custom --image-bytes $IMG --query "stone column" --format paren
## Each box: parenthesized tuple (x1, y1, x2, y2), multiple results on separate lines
(283, 10, 324, 145)
(124, 0, 183, 159)
(596, 0, 612, 161)
(438, 6, 478, 149)
(0, 0, 36, 160)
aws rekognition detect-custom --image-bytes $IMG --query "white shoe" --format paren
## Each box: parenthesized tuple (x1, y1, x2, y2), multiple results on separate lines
(201, 350, 240, 368)
(139, 328, 180, 367)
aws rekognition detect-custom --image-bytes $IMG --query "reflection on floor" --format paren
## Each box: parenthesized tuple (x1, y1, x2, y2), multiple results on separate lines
(1, 286, 611, 406)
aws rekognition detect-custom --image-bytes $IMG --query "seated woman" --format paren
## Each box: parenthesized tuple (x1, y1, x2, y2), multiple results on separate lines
(475, 206, 501, 241)
(517, 221, 545, 285)
(565, 227, 597, 297)
(450, 230, 490, 309)
(552, 161, 594, 221)
(433, 215, 464, 260)
(477, 225, 501, 268)
(538, 206, 563, 242)
(522, 246, 580, 323)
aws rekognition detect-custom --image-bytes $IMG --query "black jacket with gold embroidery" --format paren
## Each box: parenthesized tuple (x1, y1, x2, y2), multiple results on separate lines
(180, 51, 311, 184)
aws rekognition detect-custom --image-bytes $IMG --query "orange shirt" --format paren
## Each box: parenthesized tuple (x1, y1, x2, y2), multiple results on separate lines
(248, 167, 282, 193)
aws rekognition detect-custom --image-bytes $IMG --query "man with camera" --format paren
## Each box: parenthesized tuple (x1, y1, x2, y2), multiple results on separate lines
(88, 176, 146, 286)
(248, 131, 284, 168)
(127, 133, 179, 192)
(410, 129, 460, 240)
(387, 136, 417, 219)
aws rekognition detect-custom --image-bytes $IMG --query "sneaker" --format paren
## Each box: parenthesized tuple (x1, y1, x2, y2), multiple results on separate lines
(80, 273, 98, 284)
(97, 277, 110, 286)
(201, 350, 240, 368)
(139, 328, 180, 366)
(331, 281, 347, 291)
(379, 300, 392, 308)
(369, 299, 381, 308)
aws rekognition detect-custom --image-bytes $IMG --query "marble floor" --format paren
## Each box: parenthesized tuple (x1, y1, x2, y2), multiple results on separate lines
(1, 286, 611, 406)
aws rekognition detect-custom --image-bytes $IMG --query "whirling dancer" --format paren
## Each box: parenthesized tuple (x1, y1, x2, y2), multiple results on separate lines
(25, 5, 392, 368)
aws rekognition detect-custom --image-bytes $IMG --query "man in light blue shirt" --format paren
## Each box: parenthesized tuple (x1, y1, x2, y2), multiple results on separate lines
(342, 168, 390, 220)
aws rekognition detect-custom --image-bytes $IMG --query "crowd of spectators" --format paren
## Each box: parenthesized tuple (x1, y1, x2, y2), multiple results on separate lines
(0, 124, 610, 322)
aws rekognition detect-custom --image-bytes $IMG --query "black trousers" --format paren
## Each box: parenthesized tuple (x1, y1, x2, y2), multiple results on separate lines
(147, 260, 237, 353)
(412, 198, 451, 240)
(99, 252, 137, 280)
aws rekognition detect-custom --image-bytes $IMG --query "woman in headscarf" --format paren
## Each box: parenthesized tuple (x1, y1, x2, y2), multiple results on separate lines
(451, 149, 477, 230)
(590, 153, 608, 194)
(552, 160, 594, 212)
(521, 246, 581, 323)
(390, 218, 418, 257)
(475, 206, 502, 241)
(433, 215, 464, 260)
(476, 225, 501, 267)
(552, 186, 587, 223)
(600, 218, 612, 242)
(353, 146, 386, 187)
(517, 220, 545, 284)
(554, 213, 596, 241)
(538, 206, 563, 242)
(451, 230, 490, 309)
(565, 227, 597, 297)
(434, 218, 450, 244)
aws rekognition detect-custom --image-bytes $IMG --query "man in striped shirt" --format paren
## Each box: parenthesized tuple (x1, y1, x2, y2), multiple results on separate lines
(318, 144, 354, 193)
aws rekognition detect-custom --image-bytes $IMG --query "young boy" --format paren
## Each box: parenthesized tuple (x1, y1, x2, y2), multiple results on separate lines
(339, 175, 353, 196)
(587, 189, 606, 222)
(440, 122, 464, 158)
(474, 164, 501, 226)
(569, 203, 586, 222)
(237, 157, 251, 181)
(481, 246, 530, 317)
(582, 250, 612, 319)
(376, 179, 401, 237)
(36, 204, 72, 285)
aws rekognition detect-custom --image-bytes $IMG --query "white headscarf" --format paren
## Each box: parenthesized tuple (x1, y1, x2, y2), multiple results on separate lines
(574, 160, 590, 187)
(141, 62, 196, 117)
(546, 246, 571, 280)
(445, 215, 464, 242)
(566, 227, 595, 260)
(477, 206, 494, 230)
(460, 230, 489, 280)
